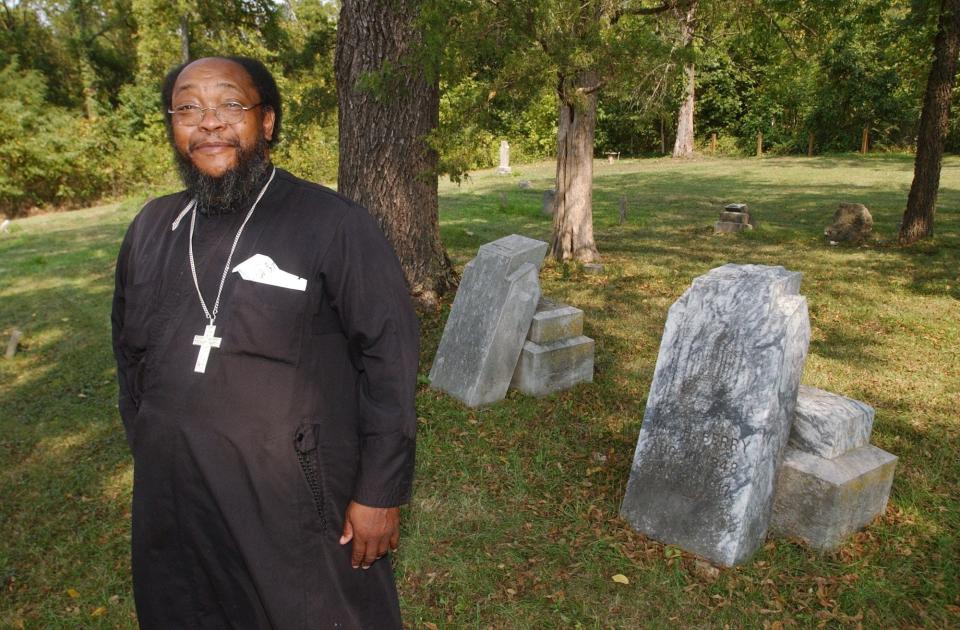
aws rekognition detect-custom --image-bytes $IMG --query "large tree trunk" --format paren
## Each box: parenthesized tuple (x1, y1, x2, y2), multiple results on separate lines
(900, 0, 960, 244)
(551, 71, 601, 263)
(336, 0, 456, 307)
(179, 13, 190, 63)
(671, 2, 697, 158)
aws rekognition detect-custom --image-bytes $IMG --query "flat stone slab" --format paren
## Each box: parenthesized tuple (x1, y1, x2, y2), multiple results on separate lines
(582, 263, 604, 275)
(429, 235, 548, 407)
(511, 335, 594, 396)
(715, 221, 753, 234)
(771, 445, 897, 551)
(528, 298, 584, 344)
(791, 386, 874, 459)
(720, 211, 750, 224)
(725, 203, 748, 213)
(620, 264, 810, 567)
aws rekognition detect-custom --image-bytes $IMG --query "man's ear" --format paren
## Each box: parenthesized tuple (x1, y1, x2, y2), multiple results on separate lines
(262, 107, 276, 142)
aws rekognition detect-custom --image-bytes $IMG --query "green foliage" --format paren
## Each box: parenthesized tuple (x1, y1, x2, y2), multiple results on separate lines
(0, 60, 117, 216)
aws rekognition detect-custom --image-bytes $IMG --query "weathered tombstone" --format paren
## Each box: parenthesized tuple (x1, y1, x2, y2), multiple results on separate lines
(541, 190, 556, 216)
(511, 298, 594, 396)
(618, 196, 627, 225)
(620, 264, 810, 567)
(5, 329, 22, 359)
(518, 180, 532, 189)
(429, 235, 548, 407)
(497, 141, 512, 174)
(771, 386, 897, 551)
(825, 202, 873, 243)
(0, 219, 10, 233)
(715, 203, 753, 234)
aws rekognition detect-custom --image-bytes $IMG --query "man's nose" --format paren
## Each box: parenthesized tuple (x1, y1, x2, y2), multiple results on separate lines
(198, 107, 226, 130)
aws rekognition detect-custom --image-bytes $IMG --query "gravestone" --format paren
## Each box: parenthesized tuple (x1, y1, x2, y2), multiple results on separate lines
(5, 329, 22, 359)
(771, 386, 897, 551)
(511, 298, 594, 396)
(518, 180, 532, 189)
(715, 203, 753, 234)
(825, 202, 872, 243)
(620, 264, 810, 567)
(497, 141, 512, 174)
(618, 196, 627, 225)
(541, 190, 556, 216)
(429, 235, 548, 407)
(0, 219, 10, 233)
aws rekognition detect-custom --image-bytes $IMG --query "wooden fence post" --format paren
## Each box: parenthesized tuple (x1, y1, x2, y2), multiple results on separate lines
(861, 126, 869, 154)
(807, 132, 814, 157)
(711, 132, 717, 154)
(756, 132, 763, 157)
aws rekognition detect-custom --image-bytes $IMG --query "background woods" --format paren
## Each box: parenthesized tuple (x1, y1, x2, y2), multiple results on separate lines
(1, 0, 958, 263)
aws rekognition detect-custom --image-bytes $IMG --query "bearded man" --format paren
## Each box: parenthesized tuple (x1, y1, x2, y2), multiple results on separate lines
(111, 56, 418, 628)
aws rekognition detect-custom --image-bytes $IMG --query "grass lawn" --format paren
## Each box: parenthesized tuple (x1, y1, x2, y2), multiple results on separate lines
(1, 154, 957, 628)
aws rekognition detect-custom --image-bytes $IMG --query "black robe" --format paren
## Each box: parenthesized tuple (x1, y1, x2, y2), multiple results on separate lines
(111, 168, 418, 629)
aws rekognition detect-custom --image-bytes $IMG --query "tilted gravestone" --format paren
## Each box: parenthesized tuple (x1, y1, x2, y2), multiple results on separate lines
(429, 235, 548, 407)
(620, 264, 810, 567)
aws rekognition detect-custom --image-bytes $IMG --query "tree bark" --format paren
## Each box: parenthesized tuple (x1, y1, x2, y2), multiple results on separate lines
(671, 2, 697, 158)
(336, 0, 456, 307)
(551, 70, 601, 263)
(900, 0, 960, 245)
(179, 13, 190, 64)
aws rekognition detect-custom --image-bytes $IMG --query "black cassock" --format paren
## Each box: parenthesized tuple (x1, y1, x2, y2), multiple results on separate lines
(111, 168, 418, 629)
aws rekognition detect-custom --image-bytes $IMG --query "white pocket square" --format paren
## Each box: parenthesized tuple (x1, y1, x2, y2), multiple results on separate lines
(232, 254, 307, 291)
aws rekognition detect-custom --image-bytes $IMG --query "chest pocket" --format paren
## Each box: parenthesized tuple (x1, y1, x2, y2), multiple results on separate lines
(225, 280, 308, 366)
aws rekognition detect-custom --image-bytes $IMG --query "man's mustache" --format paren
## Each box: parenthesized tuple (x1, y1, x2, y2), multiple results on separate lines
(189, 138, 242, 152)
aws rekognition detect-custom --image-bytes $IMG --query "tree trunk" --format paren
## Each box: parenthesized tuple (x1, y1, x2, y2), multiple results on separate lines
(900, 0, 960, 245)
(336, 0, 456, 307)
(179, 13, 190, 63)
(671, 2, 697, 158)
(551, 70, 600, 263)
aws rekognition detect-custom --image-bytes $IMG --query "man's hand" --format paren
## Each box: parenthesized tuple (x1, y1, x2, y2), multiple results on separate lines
(339, 501, 400, 569)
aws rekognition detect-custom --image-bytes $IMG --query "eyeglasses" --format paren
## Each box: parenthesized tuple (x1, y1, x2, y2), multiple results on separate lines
(167, 102, 262, 126)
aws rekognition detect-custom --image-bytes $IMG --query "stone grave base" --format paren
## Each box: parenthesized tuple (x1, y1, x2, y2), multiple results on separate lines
(512, 336, 594, 396)
(715, 219, 753, 233)
(511, 297, 594, 396)
(715, 203, 753, 234)
(771, 445, 897, 551)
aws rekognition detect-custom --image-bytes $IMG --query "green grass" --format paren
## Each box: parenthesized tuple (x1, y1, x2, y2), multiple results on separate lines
(2, 155, 958, 628)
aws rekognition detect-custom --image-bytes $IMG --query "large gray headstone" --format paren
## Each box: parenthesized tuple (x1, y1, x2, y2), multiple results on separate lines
(620, 264, 811, 567)
(429, 235, 548, 407)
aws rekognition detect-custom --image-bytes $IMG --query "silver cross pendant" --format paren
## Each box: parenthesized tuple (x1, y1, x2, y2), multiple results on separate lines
(192, 324, 222, 373)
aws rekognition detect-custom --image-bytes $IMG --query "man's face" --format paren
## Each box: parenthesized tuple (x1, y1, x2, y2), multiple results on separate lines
(170, 58, 275, 178)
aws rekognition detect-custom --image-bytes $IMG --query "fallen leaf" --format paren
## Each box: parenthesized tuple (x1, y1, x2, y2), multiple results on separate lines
(691, 560, 720, 582)
(66, 588, 80, 598)
(91, 606, 107, 617)
(423, 623, 438, 630)
(611, 574, 630, 585)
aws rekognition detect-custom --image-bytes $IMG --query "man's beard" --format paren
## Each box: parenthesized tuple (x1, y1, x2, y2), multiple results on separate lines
(174, 137, 271, 216)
